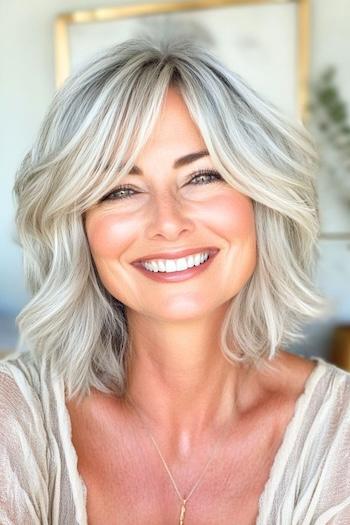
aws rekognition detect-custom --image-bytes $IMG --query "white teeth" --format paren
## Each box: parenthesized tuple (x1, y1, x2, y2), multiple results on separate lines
(187, 255, 194, 267)
(165, 260, 177, 272)
(158, 260, 166, 272)
(141, 251, 210, 273)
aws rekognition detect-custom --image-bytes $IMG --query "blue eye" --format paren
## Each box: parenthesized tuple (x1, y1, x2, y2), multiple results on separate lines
(100, 185, 137, 201)
(100, 169, 222, 202)
(102, 186, 136, 201)
(188, 169, 222, 185)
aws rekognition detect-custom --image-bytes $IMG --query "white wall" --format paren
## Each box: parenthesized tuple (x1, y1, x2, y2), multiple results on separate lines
(1, 0, 349, 353)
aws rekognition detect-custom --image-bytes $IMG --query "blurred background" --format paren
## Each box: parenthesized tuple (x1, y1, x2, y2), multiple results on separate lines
(1, 0, 349, 367)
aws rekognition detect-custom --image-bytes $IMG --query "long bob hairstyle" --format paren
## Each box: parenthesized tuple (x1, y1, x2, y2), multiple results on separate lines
(14, 35, 328, 403)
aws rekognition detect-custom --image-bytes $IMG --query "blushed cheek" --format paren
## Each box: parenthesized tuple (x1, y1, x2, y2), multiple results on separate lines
(210, 193, 257, 285)
(203, 193, 256, 241)
(85, 212, 136, 259)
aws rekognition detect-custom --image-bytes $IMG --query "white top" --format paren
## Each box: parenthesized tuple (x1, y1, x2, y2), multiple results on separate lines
(1, 350, 350, 524)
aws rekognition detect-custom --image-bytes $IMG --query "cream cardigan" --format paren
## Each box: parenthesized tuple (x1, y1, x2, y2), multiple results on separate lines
(1, 350, 350, 524)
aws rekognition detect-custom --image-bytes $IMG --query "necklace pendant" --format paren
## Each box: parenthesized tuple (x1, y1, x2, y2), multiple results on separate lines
(179, 501, 186, 525)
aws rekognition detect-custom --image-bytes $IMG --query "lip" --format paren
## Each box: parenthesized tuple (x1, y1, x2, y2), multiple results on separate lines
(132, 246, 219, 264)
(131, 250, 219, 283)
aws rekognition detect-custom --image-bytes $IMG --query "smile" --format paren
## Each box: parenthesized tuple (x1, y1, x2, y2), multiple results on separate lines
(132, 250, 219, 283)
(141, 251, 210, 273)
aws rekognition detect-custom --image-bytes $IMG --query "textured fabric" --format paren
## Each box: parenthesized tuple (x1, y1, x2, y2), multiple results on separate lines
(0, 350, 350, 525)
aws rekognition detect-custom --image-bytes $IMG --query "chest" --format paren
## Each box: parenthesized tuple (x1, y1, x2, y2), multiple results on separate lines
(79, 452, 274, 525)
(67, 398, 286, 525)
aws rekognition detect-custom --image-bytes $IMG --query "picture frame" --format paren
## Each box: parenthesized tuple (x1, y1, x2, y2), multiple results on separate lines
(54, 0, 310, 121)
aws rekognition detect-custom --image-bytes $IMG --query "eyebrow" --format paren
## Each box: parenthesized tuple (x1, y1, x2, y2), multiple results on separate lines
(122, 149, 210, 175)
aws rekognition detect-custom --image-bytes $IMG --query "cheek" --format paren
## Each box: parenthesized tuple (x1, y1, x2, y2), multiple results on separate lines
(201, 192, 256, 240)
(85, 212, 137, 259)
(207, 192, 257, 290)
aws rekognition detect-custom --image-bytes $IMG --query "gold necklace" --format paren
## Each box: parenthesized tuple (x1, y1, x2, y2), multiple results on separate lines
(125, 393, 235, 524)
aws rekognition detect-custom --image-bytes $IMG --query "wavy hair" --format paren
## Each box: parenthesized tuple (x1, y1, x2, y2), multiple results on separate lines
(13, 35, 329, 403)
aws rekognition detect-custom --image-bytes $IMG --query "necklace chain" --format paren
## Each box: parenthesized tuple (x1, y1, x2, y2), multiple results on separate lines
(125, 393, 234, 524)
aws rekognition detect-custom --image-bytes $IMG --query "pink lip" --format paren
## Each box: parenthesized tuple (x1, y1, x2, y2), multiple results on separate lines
(131, 250, 219, 283)
(132, 246, 219, 264)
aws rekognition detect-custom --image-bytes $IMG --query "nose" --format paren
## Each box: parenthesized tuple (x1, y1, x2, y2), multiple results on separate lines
(145, 191, 195, 241)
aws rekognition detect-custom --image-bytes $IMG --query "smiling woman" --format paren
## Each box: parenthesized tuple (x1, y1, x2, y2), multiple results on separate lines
(1, 35, 350, 525)
(84, 87, 257, 305)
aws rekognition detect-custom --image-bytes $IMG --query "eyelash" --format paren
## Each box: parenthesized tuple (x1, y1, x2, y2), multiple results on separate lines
(101, 170, 223, 202)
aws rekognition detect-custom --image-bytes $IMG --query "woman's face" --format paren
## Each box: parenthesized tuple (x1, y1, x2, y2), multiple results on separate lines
(84, 87, 257, 321)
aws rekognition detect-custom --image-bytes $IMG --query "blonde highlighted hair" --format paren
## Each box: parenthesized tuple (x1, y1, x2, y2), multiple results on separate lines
(13, 35, 328, 403)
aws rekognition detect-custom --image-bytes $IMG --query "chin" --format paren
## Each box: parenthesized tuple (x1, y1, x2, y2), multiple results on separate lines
(147, 298, 224, 321)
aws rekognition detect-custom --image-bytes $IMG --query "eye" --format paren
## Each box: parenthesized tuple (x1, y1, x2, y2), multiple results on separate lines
(100, 169, 223, 202)
(100, 184, 138, 202)
(187, 169, 223, 185)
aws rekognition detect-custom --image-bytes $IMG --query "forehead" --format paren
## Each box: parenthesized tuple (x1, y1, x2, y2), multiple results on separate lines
(144, 87, 204, 146)
(121, 87, 208, 173)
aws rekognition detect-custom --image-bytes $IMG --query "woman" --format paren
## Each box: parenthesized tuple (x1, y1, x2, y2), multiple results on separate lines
(1, 35, 350, 525)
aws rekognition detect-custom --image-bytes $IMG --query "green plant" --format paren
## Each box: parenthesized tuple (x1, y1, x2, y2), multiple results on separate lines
(309, 67, 350, 166)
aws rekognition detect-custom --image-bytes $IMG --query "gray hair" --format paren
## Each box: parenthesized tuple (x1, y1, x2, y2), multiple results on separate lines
(13, 35, 328, 404)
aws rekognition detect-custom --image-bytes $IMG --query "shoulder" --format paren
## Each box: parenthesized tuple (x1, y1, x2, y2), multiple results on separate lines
(281, 349, 350, 433)
(0, 351, 47, 424)
(0, 350, 41, 395)
(0, 350, 41, 411)
(0, 352, 51, 523)
(0, 349, 64, 447)
(257, 349, 350, 444)
(260, 348, 350, 400)
(262, 352, 350, 520)
(291, 356, 350, 521)
(0, 350, 52, 452)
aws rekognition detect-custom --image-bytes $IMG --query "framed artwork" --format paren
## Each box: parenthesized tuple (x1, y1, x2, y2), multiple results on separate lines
(54, 0, 310, 121)
(317, 155, 350, 240)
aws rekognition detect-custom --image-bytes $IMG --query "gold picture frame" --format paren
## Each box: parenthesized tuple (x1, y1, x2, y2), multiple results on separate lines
(54, 0, 310, 120)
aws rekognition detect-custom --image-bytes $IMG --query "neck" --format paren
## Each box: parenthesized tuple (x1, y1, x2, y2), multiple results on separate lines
(123, 304, 256, 456)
